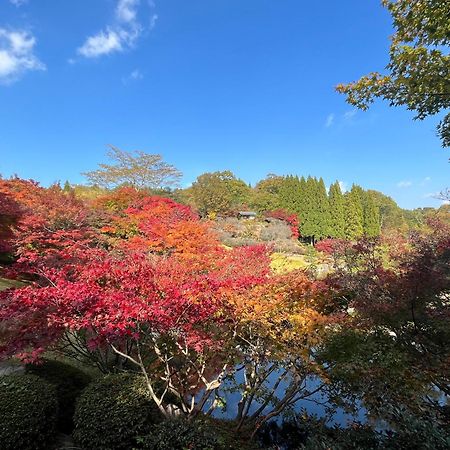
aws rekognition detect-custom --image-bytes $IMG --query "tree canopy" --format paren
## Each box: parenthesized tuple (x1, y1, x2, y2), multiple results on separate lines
(190, 170, 251, 216)
(337, 0, 450, 147)
(83, 146, 182, 190)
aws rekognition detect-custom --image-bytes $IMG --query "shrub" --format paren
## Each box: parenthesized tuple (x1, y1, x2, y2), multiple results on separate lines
(73, 373, 161, 450)
(315, 238, 345, 255)
(257, 417, 380, 450)
(381, 407, 450, 450)
(0, 374, 58, 450)
(260, 220, 292, 241)
(265, 210, 300, 239)
(137, 418, 230, 450)
(26, 358, 93, 433)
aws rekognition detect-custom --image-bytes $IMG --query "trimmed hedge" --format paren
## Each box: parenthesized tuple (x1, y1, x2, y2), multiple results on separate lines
(136, 418, 259, 450)
(26, 358, 92, 433)
(0, 374, 58, 450)
(137, 419, 226, 450)
(73, 373, 162, 450)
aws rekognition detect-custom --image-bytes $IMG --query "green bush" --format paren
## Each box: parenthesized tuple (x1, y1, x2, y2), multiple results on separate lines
(136, 418, 228, 450)
(73, 373, 162, 450)
(0, 374, 58, 450)
(26, 358, 93, 433)
(382, 408, 450, 450)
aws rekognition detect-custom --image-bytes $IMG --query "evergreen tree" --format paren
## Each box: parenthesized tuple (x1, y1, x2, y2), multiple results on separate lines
(344, 186, 364, 240)
(363, 191, 381, 237)
(301, 176, 317, 241)
(316, 178, 331, 239)
(279, 175, 300, 213)
(63, 180, 72, 192)
(328, 181, 345, 238)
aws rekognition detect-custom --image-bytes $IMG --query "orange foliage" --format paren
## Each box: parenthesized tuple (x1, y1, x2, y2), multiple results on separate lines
(100, 195, 221, 264)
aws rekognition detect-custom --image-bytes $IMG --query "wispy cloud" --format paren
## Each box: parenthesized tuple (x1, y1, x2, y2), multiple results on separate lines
(420, 176, 431, 186)
(0, 28, 45, 84)
(122, 68, 143, 84)
(343, 109, 357, 121)
(422, 192, 449, 205)
(9, 0, 28, 6)
(397, 180, 412, 188)
(116, 0, 139, 23)
(78, 29, 132, 58)
(325, 109, 357, 128)
(325, 113, 335, 128)
(130, 68, 143, 80)
(77, 0, 155, 59)
(149, 13, 158, 29)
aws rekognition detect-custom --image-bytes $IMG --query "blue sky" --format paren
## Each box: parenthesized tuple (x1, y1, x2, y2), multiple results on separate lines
(0, 0, 448, 209)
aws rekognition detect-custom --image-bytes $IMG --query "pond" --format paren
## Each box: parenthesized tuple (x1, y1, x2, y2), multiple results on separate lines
(203, 364, 367, 427)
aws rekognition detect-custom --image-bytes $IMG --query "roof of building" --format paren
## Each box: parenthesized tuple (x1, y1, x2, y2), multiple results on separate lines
(238, 211, 257, 216)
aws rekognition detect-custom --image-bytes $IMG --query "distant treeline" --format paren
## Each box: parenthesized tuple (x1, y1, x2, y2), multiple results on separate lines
(66, 170, 447, 242)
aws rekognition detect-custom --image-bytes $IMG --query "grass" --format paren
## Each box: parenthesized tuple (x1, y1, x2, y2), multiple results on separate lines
(0, 277, 24, 291)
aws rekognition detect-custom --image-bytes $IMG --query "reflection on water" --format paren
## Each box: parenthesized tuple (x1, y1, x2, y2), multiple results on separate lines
(203, 365, 366, 426)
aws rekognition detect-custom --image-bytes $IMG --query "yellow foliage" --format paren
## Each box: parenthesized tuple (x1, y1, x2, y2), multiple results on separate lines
(270, 253, 307, 273)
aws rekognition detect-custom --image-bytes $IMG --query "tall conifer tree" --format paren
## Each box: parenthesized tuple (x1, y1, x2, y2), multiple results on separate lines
(301, 176, 316, 241)
(344, 185, 364, 240)
(316, 177, 331, 239)
(329, 181, 345, 238)
(363, 191, 381, 237)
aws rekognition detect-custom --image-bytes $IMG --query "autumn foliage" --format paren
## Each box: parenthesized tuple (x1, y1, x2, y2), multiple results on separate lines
(314, 238, 346, 255)
(0, 179, 297, 420)
(265, 209, 300, 239)
(1, 177, 448, 434)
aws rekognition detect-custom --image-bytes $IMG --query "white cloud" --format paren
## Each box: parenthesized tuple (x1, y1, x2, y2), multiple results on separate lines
(325, 113, 335, 128)
(420, 176, 431, 186)
(130, 68, 143, 79)
(149, 13, 158, 29)
(338, 181, 348, 193)
(397, 180, 412, 188)
(77, 0, 152, 59)
(78, 29, 123, 58)
(325, 109, 357, 128)
(116, 0, 139, 23)
(0, 28, 45, 84)
(122, 68, 143, 84)
(343, 109, 357, 121)
(9, 0, 28, 6)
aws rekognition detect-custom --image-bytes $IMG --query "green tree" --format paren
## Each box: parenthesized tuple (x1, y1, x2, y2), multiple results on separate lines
(337, 0, 450, 146)
(249, 174, 285, 212)
(277, 176, 300, 214)
(344, 186, 364, 240)
(83, 146, 182, 190)
(367, 190, 408, 231)
(63, 180, 72, 193)
(191, 170, 251, 216)
(329, 181, 345, 238)
(300, 176, 317, 241)
(363, 191, 381, 237)
(316, 178, 331, 239)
